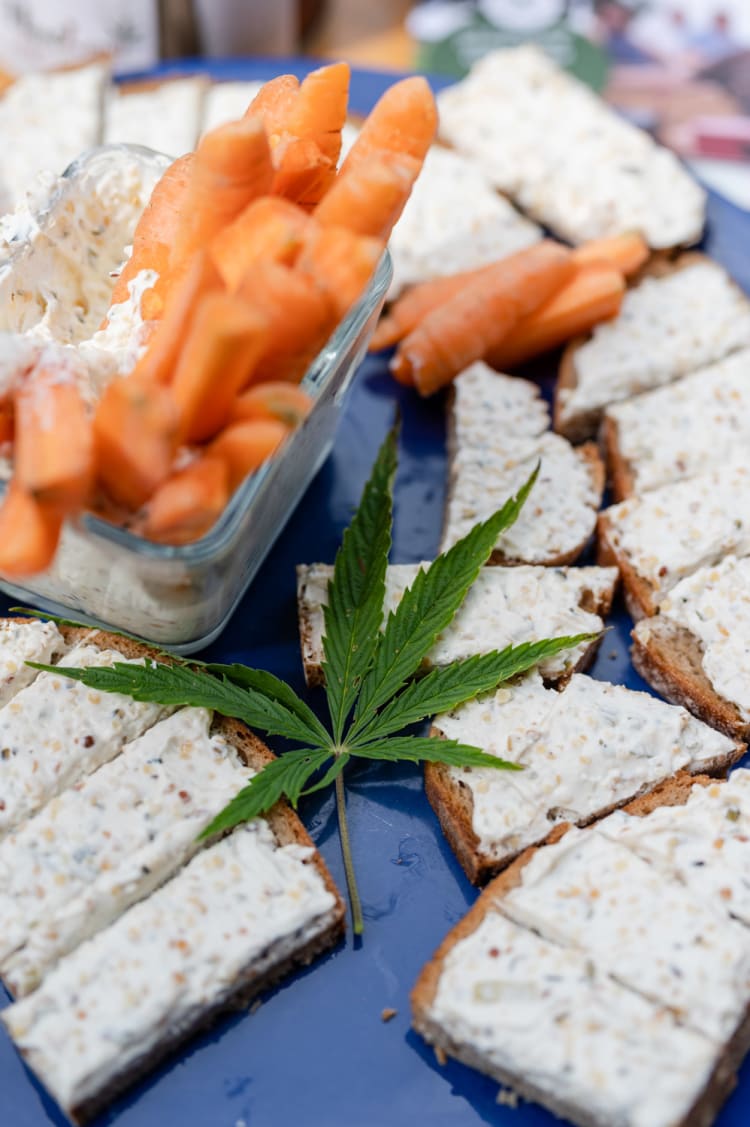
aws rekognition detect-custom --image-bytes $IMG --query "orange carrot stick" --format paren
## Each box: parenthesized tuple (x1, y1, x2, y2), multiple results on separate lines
(391, 242, 574, 396)
(297, 225, 383, 321)
(270, 136, 335, 209)
(485, 264, 626, 370)
(93, 375, 179, 510)
(141, 456, 230, 545)
(230, 382, 313, 427)
(0, 399, 14, 444)
(245, 74, 300, 139)
(170, 293, 269, 442)
(315, 152, 420, 239)
(131, 250, 223, 385)
(370, 264, 502, 352)
(285, 62, 350, 164)
(340, 76, 438, 175)
(15, 370, 93, 514)
(208, 419, 289, 490)
(572, 232, 649, 277)
(0, 482, 62, 577)
(211, 196, 310, 291)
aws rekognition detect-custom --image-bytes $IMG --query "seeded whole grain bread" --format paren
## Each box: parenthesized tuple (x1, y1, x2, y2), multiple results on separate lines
(597, 509, 659, 619)
(411, 772, 750, 1127)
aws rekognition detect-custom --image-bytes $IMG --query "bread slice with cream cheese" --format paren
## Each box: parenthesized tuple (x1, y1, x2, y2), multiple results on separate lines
(104, 76, 208, 156)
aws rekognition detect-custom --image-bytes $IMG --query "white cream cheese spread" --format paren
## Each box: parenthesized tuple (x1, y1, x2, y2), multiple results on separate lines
(502, 827, 750, 1042)
(651, 556, 750, 720)
(0, 618, 65, 707)
(429, 909, 717, 1127)
(433, 671, 735, 865)
(201, 81, 264, 135)
(559, 266, 750, 434)
(387, 145, 540, 298)
(3, 818, 338, 1114)
(0, 642, 168, 837)
(442, 365, 601, 562)
(104, 77, 206, 157)
(298, 562, 615, 681)
(437, 45, 705, 248)
(602, 457, 750, 607)
(606, 348, 750, 494)
(0, 707, 253, 997)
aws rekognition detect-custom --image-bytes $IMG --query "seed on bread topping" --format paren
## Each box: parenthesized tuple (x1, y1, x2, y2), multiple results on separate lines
(2, 819, 338, 1113)
(0, 707, 252, 996)
(0, 618, 66, 708)
(433, 671, 735, 864)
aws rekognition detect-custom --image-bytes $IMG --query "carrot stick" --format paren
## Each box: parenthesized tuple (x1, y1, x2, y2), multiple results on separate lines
(141, 456, 229, 545)
(340, 76, 438, 175)
(297, 225, 383, 321)
(235, 260, 334, 381)
(93, 375, 179, 510)
(485, 264, 626, 370)
(572, 232, 649, 277)
(208, 419, 289, 490)
(270, 136, 335, 209)
(315, 152, 420, 239)
(15, 370, 93, 513)
(107, 153, 194, 313)
(370, 264, 503, 352)
(0, 482, 62, 577)
(170, 293, 269, 442)
(285, 62, 350, 164)
(211, 196, 310, 291)
(391, 242, 575, 396)
(245, 74, 300, 139)
(230, 382, 313, 427)
(0, 399, 14, 444)
(131, 250, 223, 385)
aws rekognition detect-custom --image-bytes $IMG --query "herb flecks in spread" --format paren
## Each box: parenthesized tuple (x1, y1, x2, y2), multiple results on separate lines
(33, 424, 596, 933)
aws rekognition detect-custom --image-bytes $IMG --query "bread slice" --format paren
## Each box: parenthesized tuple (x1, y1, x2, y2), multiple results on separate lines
(443, 364, 604, 565)
(200, 80, 265, 135)
(597, 457, 750, 619)
(554, 255, 750, 442)
(104, 75, 208, 156)
(297, 562, 618, 688)
(413, 772, 750, 1127)
(425, 670, 743, 884)
(437, 44, 705, 249)
(632, 556, 750, 741)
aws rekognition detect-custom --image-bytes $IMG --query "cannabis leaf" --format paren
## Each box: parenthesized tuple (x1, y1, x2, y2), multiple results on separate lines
(33, 422, 598, 934)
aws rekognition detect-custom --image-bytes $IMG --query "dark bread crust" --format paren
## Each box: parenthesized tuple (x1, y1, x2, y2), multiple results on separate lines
(596, 510, 657, 620)
(632, 617, 750, 741)
(412, 771, 749, 1127)
(600, 413, 636, 502)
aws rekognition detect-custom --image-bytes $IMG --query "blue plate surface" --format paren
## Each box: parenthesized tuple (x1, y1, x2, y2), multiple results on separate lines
(2, 57, 750, 1127)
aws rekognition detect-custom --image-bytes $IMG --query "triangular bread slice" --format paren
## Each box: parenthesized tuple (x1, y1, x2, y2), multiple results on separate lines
(104, 75, 208, 156)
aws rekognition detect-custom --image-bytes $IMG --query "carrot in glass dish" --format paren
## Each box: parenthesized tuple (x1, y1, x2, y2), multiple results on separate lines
(0, 482, 62, 577)
(211, 196, 310, 291)
(93, 375, 179, 511)
(141, 456, 230, 544)
(297, 225, 383, 321)
(209, 419, 290, 490)
(230, 382, 313, 428)
(341, 76, 438, 175)
(14, 370, 93, 514)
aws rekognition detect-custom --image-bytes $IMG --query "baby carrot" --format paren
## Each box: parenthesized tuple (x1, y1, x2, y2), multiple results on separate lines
(485, 264, 625, 370)
(340, 76, 437, 175)
(572, 232, 649, 277)
(285, 62, 350, 164)
(93, 375, 179, 510)
(0, 399, 14, 444)
(208, 419, 289, 490)
(211, 196, 310, 291)
(230, 382, 313, 428)
(15, 370, 93, 514)
(391, 242, 574, 395)
(297, 225, 383, 321)
(141, 456, 230, 545)
(245, 74, 300, 139)
(271, 136, 335, 209)
(315, 152, 419, 240)
(0, 482, 62, 577)
(170, 293, 269, 442)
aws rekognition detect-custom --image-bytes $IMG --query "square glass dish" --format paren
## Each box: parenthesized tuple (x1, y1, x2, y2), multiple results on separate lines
(0, 145, 392, 652)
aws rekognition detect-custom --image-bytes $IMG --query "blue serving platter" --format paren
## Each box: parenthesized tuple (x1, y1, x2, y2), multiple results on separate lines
(2, 57, 750, 1127)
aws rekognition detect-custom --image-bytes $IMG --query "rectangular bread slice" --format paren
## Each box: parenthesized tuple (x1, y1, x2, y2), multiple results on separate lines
(0, 707, 257, 997)
(555, 260, 750, 442)
(443, 363, 604, 565)
(601, 348, 750, 499)
(200, 80, 264, 134)
(386, 144, 540, 299)
(0, 624, 171, 838)
(297, 562, 617, 687)
(632, 555, 750, 741)
(597, 457, 750, 619)
(104, 76, 208, 156)
(2, 806, 344, 1124)
(437, 44, 705, 249)
(426, 670, 743, 883)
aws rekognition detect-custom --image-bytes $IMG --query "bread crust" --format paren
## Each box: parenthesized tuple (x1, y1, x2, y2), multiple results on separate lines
(596, 511, 657, 621)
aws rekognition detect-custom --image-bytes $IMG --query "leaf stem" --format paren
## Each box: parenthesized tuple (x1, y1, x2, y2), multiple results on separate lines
(335, 768, 364, 935)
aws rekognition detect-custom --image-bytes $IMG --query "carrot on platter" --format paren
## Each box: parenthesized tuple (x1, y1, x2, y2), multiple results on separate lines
(390, 241, 574, 396)
(572, 231, 649, 276)
(209, 419, 289, 490)
(94, 375, 179, 511)
(141, 456, 230, 544)
(285, 61, 350, 164)
(170, 293, 268, 442)
(315, 152, 419, 240)
(340, 76, 438, 175)
(297, 225, 383, 321)
(0, 482, 62, 577)
(211, 196, 310, 291)
(370, 267, 493, 352)
(230, 382, 313, 428)
(485, 264, 625, 370)
(15, 371, 93, 514)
